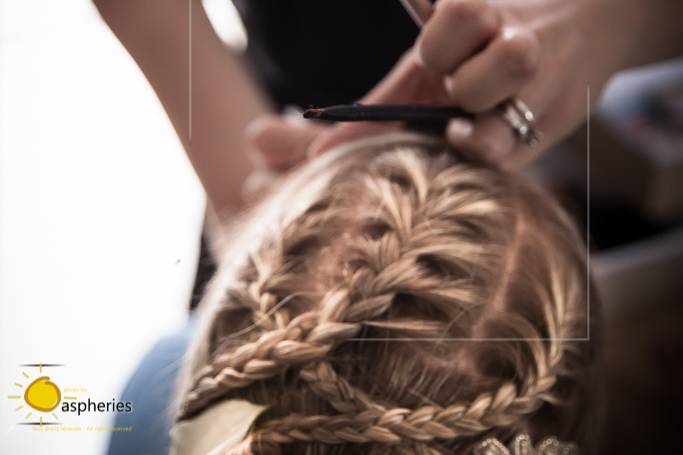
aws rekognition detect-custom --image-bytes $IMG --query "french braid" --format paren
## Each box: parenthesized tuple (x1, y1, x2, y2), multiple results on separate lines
(178, 136, 592, 454)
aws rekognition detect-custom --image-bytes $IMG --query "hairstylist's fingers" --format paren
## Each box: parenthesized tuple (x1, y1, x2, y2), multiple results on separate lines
(446, 113, 516, 165)
(444, 28, 539, 111)
(362, 48, 448, 104)
(246, 114, 326, 171)
(417, 0, 501, 74)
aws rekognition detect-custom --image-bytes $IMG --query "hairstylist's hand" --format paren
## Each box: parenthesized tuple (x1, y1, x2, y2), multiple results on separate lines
(242, 114, 329, 202)
(310, 0, 683, 170)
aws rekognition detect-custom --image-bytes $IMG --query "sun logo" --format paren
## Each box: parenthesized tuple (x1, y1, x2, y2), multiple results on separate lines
(24, 376, 61, 412)
(7, 363, 67, 426)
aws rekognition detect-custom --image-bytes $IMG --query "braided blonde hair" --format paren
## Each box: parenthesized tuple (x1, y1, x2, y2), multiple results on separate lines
(177, 133, 595, 454)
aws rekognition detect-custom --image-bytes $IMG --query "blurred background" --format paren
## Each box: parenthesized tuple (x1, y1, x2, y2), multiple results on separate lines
(0, 1, 681, 454)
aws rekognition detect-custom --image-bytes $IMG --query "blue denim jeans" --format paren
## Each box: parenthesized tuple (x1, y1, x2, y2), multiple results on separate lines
(107, 320, 194, 455)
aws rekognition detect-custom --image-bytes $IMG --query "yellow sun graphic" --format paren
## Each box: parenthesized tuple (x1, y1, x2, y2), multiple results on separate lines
(7, 363, 71, 425)
(24, 376, 61, 412)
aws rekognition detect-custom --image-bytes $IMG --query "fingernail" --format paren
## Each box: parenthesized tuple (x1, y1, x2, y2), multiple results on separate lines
(447, 119, 473, 141)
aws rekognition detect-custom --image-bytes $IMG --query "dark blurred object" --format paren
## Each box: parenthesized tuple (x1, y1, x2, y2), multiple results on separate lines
(580, 63, 683, 223)
(189, 232, 217, 310)
(593, 228, 683, 313)
(233, 0, 418, 109)
(597, 295, 683, 454)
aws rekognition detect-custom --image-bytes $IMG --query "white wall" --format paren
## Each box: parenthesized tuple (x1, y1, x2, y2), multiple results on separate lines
(0, 1, 218, 453)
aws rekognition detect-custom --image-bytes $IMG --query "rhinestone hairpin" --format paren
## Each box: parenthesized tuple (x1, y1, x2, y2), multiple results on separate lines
(475, 433, 578, 455)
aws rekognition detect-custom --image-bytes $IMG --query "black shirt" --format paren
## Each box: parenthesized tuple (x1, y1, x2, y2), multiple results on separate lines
(233, 0, 419, 108)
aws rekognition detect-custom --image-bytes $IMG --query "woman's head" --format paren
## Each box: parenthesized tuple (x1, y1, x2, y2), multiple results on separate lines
(177, 133, 595, 454)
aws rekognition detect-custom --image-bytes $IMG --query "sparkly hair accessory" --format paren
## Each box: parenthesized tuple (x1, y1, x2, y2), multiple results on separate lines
(475, 433, 578, 455)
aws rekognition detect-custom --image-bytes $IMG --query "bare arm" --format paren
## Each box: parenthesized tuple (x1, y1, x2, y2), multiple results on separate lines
(93, 0, 270, 219)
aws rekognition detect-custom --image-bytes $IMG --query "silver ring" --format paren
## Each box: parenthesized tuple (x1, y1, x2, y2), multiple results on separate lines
(501, 98, 541, 145)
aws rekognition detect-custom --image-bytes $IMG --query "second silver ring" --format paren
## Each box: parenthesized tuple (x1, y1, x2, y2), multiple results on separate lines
(501, 98, 541, 145)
